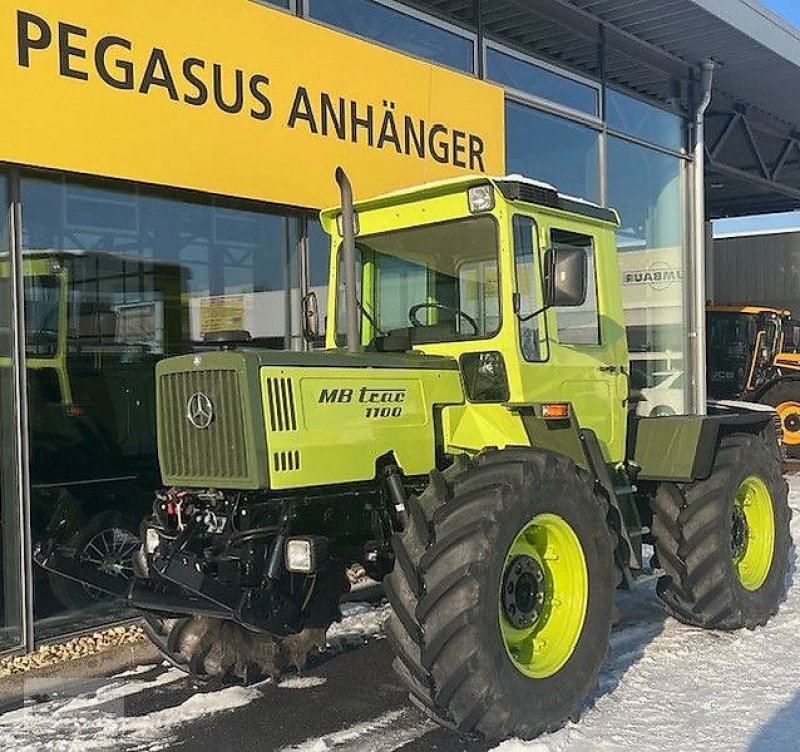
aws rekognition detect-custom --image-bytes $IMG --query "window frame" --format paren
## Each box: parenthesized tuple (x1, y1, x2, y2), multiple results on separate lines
(512, 214, 549, 363)
(485, 38, 602, 125)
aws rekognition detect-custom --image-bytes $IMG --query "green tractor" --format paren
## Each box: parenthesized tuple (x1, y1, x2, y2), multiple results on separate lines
(36, 171, 790, 740)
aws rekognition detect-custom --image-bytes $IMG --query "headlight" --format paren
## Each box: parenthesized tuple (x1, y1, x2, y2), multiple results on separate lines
(144, 528, 160, 555)
(285, 538, 314, 573)
(468, 184, 495, 213)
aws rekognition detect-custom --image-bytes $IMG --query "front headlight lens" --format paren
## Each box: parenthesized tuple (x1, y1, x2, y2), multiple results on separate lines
(285, 538, 314, 573)
(144, 528, 160, 555)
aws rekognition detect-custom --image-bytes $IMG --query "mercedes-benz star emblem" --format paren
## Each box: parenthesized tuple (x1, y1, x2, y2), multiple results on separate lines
(187, 392, 214, 430)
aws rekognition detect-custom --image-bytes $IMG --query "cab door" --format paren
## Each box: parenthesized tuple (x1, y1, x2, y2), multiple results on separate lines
(547, 221, 627, 461)
(513, 215, 628, 463)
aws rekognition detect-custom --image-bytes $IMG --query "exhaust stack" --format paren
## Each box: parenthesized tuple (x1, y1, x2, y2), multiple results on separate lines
(336, 167, 361, 354)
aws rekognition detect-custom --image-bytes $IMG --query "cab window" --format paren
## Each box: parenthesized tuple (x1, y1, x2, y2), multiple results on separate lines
(551, 229, 600, 346)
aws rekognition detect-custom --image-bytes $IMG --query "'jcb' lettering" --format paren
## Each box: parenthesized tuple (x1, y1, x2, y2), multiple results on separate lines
(318, 388, 353, 404)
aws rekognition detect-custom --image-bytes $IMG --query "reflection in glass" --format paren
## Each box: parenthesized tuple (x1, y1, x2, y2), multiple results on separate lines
(487, 48, 598, 116)
(606, 89, 684, 152)
(21, 174, 299, 636)
(307, 0, 474, 72)
(608, 136, 686, 410)
(505, 102, 600, 202)
(0, 172, 24, 651)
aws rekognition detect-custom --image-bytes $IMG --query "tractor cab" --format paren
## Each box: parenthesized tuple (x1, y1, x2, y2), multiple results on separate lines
(707, 305, 798, 399)
(318, 175, 629, 464)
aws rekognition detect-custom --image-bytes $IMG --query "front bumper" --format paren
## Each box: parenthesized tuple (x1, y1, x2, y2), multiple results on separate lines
(34, 539, 302, 634)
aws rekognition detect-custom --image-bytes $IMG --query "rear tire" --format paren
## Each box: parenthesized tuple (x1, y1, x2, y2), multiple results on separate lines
(384, 448, 615, 741)
(652, 432, 790, 629)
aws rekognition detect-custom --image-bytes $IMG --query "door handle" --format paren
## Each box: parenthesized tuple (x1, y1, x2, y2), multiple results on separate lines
(598, 365, 619, 374)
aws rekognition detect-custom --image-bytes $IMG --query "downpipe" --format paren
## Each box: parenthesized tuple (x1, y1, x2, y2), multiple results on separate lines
(690, 60, 715, 415)
(336, 167, 361, 354)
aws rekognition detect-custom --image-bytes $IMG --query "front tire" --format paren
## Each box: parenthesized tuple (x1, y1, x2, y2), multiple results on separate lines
(384, 448, 615, 740)
(652, 432, 790, 629)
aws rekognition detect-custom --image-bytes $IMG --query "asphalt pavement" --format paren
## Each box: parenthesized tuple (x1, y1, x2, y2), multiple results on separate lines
(129, 634, 490, 751)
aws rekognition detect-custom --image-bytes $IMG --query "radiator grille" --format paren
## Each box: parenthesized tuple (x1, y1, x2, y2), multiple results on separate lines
(159, 369, 249, 483)
(265, 377, 298, 432)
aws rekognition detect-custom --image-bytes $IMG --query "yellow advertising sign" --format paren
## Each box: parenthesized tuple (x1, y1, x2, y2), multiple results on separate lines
(1, 1, 505, 208)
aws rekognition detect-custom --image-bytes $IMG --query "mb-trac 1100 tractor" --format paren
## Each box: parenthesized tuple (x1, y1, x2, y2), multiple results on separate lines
(36, 172, 790, 741)
(708, 304, 800, 454)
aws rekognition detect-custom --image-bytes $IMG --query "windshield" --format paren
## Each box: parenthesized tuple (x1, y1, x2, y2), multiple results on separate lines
(336, 216, 500, 346)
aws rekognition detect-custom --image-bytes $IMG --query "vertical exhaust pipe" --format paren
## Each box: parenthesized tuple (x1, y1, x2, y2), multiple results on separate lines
(690, 60, 715, 415)
(336, 167, 360, 354)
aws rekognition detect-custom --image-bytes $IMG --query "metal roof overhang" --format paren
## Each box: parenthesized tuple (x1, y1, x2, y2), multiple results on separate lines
(411, 0, 800, 218)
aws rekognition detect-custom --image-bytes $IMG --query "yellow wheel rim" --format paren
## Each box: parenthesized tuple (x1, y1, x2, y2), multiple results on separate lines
(498, 513, 588, 679)
(776, 402, 800, 446)
(732, 476, 775, 591)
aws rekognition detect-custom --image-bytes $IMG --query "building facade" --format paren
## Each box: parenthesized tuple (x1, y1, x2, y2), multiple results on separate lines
(0, 0, 775, 653)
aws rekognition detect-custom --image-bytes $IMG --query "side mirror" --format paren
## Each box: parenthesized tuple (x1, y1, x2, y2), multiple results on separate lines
(302, 291, 323, 343)
(543, 246, 587, 308)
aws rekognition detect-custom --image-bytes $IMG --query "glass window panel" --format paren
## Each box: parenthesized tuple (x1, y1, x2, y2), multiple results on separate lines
(608, 136, 687, 411)
(505, 102, 600, 202)
(0, 171, 24, 651)
(307, 0, 474, 72)
(513, 215, 546, 362)
(487, 48, 598, 116)
(21, 174, 300, 637)
(307, 217, 331, 348)
(607, 89, 684, 152)
(551, 229, 601, 346)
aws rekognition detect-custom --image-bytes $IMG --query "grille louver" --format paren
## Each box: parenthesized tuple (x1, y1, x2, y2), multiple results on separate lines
(266, 377, 297, 432)
(273, 450, 301, 473)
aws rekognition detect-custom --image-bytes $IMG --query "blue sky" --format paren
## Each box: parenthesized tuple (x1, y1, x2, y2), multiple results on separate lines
(713, 1, 800, 236)
(761, 0, 800, 27)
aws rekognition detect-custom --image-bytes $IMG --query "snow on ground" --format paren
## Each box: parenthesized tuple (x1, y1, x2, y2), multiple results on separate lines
(495, 475, 800, 752)
(0, 666, 265, 751)
(0, 601, 391, 750)
(4, 479, 800, 751)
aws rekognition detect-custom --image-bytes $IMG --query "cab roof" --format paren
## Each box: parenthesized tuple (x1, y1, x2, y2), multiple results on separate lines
(320, 174, 620, 230)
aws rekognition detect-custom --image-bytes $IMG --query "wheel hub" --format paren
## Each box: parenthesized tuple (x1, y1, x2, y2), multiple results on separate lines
(731, 507, 748, 562)
(502, 555, 545, 629)
(732, 475, 776, 591)
(776, 401, 800, 445)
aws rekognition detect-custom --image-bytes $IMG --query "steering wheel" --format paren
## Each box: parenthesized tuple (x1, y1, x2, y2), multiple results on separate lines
(408, 302, 479, 335)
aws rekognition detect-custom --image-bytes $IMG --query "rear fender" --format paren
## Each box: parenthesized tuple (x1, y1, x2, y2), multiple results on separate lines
(633, 402, 780, 483)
